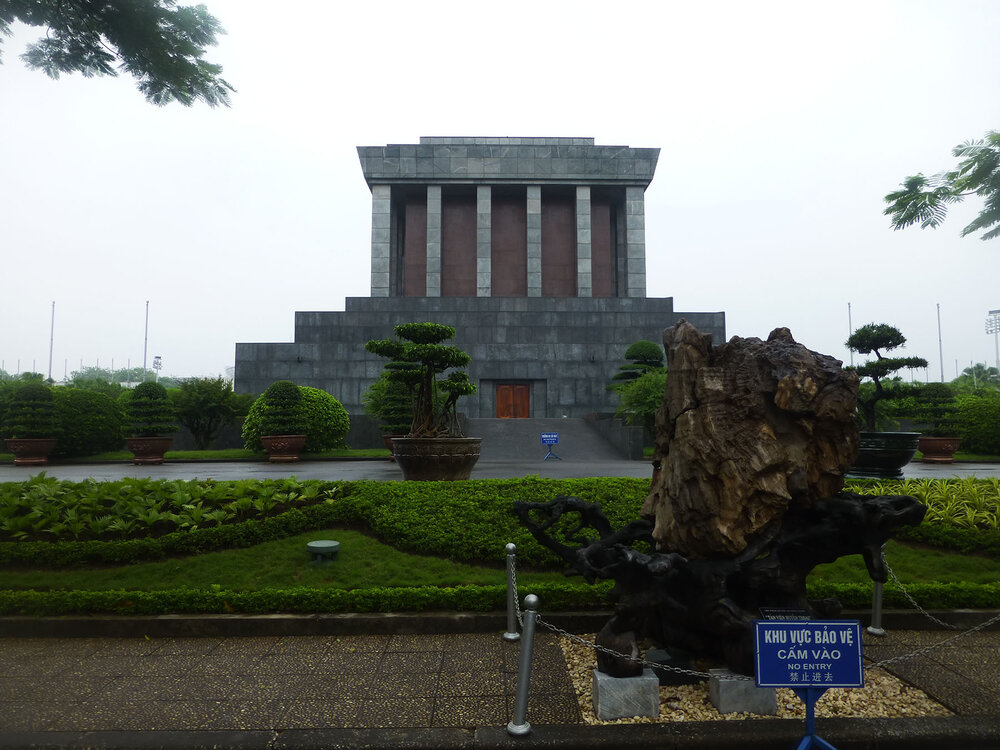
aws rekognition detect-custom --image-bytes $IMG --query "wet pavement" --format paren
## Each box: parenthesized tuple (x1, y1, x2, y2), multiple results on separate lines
(0, 458, 997, 484)
(1, 623, 998, 748)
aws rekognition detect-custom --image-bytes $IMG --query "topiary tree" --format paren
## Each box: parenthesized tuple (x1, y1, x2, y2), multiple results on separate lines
(171, 377, 238, 450)
(259, 380, 306, 437)
(846, 323, 928, 431)
(52, 388, 126, 456)
(242, 383, 350, 452)
(608, 340, 665, 392)
(124, 381, 177, 437)
(614, 370, 668, 434)
(365, 322, 477, 437)
(362, 369, 416, 435)
(1, 381, 59, 439)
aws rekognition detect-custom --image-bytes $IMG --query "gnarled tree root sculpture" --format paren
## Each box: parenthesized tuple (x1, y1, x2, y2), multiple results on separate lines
(513, 492, 926, 677)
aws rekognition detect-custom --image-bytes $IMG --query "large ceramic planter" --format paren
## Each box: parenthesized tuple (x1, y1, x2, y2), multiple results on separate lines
(918, 436, 962, 463)
(382, 434, 405, 462)
(847, 431, 920, 479)
(390, 437, 482, 481)
(262, 434, 307, 463)
(126, 436, 173, 465)
(5, 438, 57, 466)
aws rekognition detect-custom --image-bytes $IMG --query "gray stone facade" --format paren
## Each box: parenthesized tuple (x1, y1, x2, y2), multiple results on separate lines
(235, 296, 725, 420)
(359, 137, 658, 299)
(234, 136, 727, 436)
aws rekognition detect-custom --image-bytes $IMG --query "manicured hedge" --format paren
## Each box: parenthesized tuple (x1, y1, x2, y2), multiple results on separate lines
(0, 477, 652, 567)
(0, 581, 615, 616)
(2, 581, 997, 616)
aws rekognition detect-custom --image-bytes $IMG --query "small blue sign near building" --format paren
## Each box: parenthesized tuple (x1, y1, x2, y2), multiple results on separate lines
(754, 620, 864, 689)
(540, 432, 561, 460)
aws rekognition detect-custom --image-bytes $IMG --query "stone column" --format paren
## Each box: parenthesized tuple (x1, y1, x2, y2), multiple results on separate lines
(370, 185, 391, 297)
(426, 185, 442, 297)
(625, 186, 647, 298)
(526, 185, 542, 297)
(576, 186, 592, 297)
(477, 185, 492, 297)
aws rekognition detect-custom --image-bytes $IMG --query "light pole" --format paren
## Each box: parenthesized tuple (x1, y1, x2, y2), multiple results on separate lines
(987, 310, 1000, 372)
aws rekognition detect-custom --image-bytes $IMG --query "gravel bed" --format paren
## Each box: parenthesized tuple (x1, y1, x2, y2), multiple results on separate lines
(559, 635, 952, 724)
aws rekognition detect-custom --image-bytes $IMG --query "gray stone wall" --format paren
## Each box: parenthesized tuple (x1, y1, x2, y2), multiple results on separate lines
(235, 296, 725, 422)
(357, 137, 659, 187)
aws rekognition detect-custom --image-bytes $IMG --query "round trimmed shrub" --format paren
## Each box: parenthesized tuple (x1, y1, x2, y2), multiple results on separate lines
(124, 382, 177, 437)
(242, 384, 350, 452)
(2, 382, 59, 439)
(52, 388, 126, 456)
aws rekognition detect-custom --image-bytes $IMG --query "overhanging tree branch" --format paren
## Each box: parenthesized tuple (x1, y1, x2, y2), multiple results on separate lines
(0, 0, 234, 107)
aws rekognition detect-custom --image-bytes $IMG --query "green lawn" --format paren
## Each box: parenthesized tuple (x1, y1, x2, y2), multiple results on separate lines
(809, 539, 1000, 585)
(3, 532, 996, 595)
(0, 526, 570, 592)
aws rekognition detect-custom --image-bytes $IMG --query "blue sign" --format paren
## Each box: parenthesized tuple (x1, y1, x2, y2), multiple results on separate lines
(541, 432, 559, 445)
(754, 620, 864, 689)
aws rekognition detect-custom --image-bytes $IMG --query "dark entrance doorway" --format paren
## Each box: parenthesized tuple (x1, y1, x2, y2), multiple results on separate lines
(496, 384, 530, 418)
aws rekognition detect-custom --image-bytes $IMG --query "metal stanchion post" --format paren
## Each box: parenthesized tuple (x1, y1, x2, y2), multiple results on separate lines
(868, 544, 887, 637)
(867, 581, 886, 636)
(507, 594, 538, 737)
(503, 543, 520, 642)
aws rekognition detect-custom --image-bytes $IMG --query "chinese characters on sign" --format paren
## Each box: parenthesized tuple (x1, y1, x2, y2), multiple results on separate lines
(754, 620, 864, 689)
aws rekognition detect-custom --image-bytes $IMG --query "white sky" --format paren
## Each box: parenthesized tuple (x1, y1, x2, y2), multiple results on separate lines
(2, 0, 999, 383)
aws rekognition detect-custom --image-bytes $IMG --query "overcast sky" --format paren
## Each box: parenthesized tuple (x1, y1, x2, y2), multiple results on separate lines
(2, 0, 999, 384)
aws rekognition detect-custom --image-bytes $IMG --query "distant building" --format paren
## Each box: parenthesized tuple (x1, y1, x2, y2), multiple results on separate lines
(234, 137, 725, 423)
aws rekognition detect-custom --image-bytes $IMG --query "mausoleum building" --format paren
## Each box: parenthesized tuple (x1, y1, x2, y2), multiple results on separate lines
(234, 137, 725, 425)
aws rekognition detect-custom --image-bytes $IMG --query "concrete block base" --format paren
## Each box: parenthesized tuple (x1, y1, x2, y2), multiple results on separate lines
(709, 668, 777, 715)
(592, 668, 660, 721)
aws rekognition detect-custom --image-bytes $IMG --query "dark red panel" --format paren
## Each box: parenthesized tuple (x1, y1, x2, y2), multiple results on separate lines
(541, 196, 576, 297)
(497, 384, 530, 418)
(442, 194, 477, 297)
(591, 196, 612, 298)
(403, 196, 427, 297)
(492, 196, 527, 296)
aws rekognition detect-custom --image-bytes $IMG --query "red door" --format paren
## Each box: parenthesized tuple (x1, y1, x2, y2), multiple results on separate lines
(496, 384, 530, 418)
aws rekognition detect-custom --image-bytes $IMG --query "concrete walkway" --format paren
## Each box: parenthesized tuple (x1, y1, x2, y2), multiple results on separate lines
(1, 620, 999, 749)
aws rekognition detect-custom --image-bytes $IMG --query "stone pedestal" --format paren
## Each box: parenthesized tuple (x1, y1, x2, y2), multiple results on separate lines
(592, 669, 659, 721)
(709, 668, 777, 715)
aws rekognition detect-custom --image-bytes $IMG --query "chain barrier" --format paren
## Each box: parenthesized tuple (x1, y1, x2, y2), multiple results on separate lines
(509, 555, 523, 627)
(505, 543, 1000, 681)
(885, 559, 961, 630)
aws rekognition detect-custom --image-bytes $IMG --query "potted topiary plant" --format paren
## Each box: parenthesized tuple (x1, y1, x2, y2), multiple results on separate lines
(361, 366, 418, 460)
(256, 380, 308, 462)
(846, 323, 928, 478)
(242, 382, 350, 462)
(2, 381, 59, 465)
(365, 322, 480, 480)
(125, 381, 177, 465)
(900, 382, 962, 463)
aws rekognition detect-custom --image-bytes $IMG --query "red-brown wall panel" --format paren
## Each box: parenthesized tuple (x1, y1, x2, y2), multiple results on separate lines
(403, 196, 427, 297)
(491, 196, 527, 296)
(442, 195, 477, 296)
(591, 196, 613, 298)
(541, 196, 576, 297)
